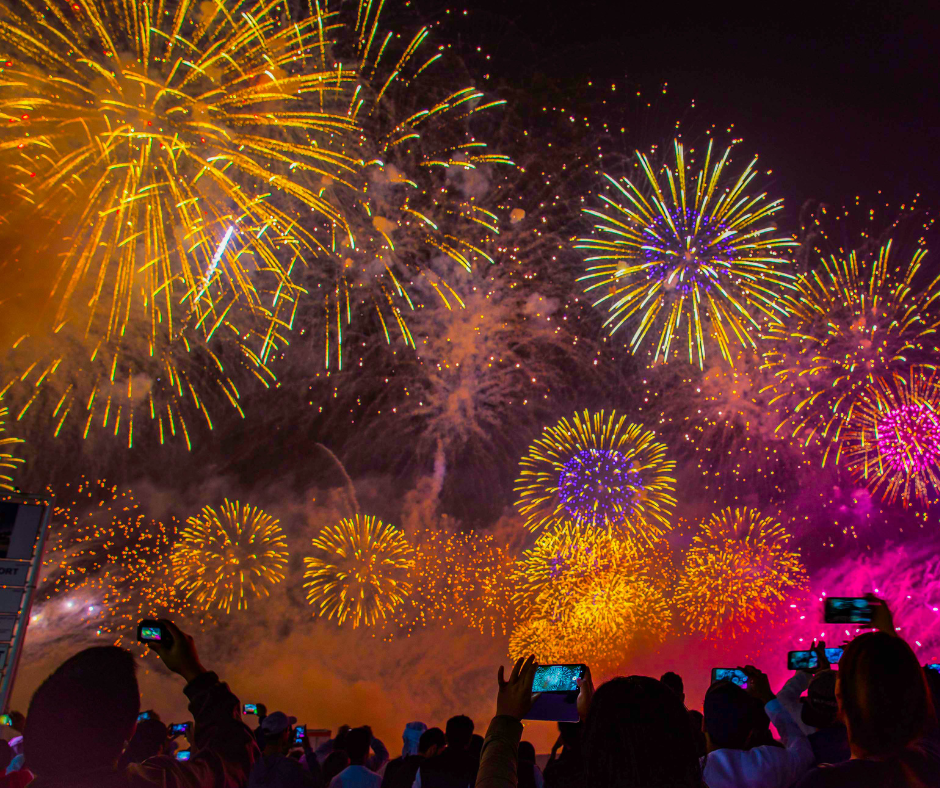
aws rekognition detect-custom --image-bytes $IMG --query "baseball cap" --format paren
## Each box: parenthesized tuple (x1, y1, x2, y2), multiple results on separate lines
(260, 711, 297, 736)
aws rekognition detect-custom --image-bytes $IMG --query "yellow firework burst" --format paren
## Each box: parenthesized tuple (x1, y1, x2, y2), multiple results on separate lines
(304, 514, 414, 628)
(840, 372, 940, 507)
(762, 241, 940, 454)
(514, 410, 676, 539)
(171, 500, 289, 614)
(0, 403, 24, 491)
(674, 507, 807, 638)
(576, 139, 796, 368)
(0, 0, 357, 444)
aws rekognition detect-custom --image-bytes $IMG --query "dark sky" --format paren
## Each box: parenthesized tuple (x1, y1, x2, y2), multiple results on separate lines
(443, 0, 939, 215)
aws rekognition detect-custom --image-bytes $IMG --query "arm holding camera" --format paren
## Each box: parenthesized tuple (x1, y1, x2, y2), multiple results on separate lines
(136, 619, 258, 785)
(475, 655, 539, 788)
(777, 641, 827, 735)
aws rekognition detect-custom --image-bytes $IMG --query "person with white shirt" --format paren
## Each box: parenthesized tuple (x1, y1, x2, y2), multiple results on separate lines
(330, 726, 383, 788)
(701, 664, 814, 788)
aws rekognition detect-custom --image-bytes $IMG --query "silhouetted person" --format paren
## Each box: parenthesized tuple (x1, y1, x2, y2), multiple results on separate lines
(330, 726, 382, 788)
(542, 722, 581, 788)
(414, 715, 477, 788)
(382, 727, 445, 788)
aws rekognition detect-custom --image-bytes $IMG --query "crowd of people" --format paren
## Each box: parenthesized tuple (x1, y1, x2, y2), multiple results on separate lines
(2, 594, 939, 787)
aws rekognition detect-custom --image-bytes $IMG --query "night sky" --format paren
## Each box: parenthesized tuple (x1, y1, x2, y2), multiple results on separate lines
(451, 0, 939, 214)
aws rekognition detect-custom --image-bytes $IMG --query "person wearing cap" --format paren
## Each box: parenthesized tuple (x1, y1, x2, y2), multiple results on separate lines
(776, 640, 850, 764)
(701, 665, 814, 788)
(248, 711, 319, 788)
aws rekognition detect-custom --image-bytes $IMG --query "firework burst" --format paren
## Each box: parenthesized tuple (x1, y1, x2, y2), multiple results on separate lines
(673, 507, 807, 638)
(762, 240, 940, 455)
(515, 410, 676, 539)
(0, 0, 357, 444)
(172, 500, 288, 614)
(576, 139, 796, 368)
(839, 372, 940, 506)
(304, 514, 414, 628)
(397, 529, 516, 636)
(0, 403, 24, 490)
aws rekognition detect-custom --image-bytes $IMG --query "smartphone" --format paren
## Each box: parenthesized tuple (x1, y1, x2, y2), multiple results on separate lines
(243, 703, 258, 715)
(926, 664, 940, 674)
(137, 619, 173, 648)
(175, 750, 192, 761)
(137, 710, 154, 722)
(168, 722, 191, 737)
(524, 663, 587, 722)
(293, 724, 307, 746)
(823, 597, 874, 624)
(711, 668, 748, 688)
(0, 714, 11, 727)
(531, 664, 587, 693)
(787, 647, 844, 670)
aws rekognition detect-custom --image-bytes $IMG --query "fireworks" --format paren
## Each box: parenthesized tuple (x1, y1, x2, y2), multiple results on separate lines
(515, 410, 676, 539)
(0, 404, 24, 491)
(576, 139, 796, 368)
(762, 241, 940, 455)
(290, 0, 511, 369)
(37, 477, 194, 650)
(304, 514, 414, 628)
(398, 529, 516, 636)
(172, 500, 289, 614)
(509, 522, 672, 672)
(674, 507, 807, 638)
(840, 372, 940, 506)
(0, 0, 357, 445)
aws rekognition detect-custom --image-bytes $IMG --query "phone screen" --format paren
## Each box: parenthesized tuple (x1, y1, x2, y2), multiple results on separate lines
(168, 723, 189, 736)
(175, 750, 192, 761)
(531, 664, 586, 693)
(712, 668, 748, 688)
(787, 647, 844, 670)
(926, 663, 940, 673)
(139, 626, 161, 640)
(137, 711, 153, 722)
(824, 597, 873, 624)
(293, 725, 307, 745)
(243, 704, 258, 715)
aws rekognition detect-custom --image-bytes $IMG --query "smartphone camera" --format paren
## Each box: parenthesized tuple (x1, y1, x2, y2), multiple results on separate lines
(711, 668, 748, 688)
(823, 597, 874, 624)
(293, 724, 307, 746)
(175, 750, 192, 761)
(137, 619, 173, 648)
(243, 703, 258, 715)
(168, 723, 190, 737)
(926, 663, 940, 674)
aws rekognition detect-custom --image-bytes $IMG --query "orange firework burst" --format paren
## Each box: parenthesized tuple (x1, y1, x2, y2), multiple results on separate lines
(397, 529, 516, 636)
(509, 522, 672, 672)
(0, 403, 24, 491)
(172, 500, 289, 614)
(515, 410, 676, 540)
(840, 372, 940, 506)
(304, 514, 414, 628)
(674, 507, 807, 638)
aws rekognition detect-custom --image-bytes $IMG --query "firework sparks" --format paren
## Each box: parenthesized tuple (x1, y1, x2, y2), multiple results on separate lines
(515, 410, 676, 539)
(171, 500, 288, 614)
(397, 529, 516, 636)
(293, 0, 512, 369)
(674, 507, 807, 638)
(762, 240, 940, 455)
(0, 0, 357, 444)
(576, 139, 796, 368)
(0, 403, 24, 490)
(304, 514, 414, 628)
(840, 372, 940, 506)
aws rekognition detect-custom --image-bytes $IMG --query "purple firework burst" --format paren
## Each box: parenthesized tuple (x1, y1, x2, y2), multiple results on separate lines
(557, 448, 644, 528)
(877, 403, 940, 475)
(645, 208, 736, 294)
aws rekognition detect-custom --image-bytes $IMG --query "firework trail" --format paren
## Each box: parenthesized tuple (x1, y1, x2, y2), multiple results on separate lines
(0, 403, 24, 490)
(515, 410, 676, 540)
(576, 139, 796, 368)
(304, 514, 414, 628)
(673, 507, 807, 639)
(0, 0, 357, 446)
(172, 500, 289, 614)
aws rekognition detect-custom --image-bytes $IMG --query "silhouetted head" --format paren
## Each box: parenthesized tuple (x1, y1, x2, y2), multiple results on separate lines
(518, 740, 536, 763)
(704, 680, 754, 751)
(419, 727, 446, 757)
(445, 715, 475, 750)
(661, 671, 685, 705)
(345, 726, 373, 765)
(582, 676, 703, 788)
(25, 646, 139, 778)
(838, 632, 934, 758)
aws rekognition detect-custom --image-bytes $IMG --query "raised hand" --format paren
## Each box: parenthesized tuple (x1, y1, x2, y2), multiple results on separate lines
(496, 655, 539, 720)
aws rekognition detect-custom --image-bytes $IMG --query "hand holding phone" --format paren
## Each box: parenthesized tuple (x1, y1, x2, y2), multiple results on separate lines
(524, 663, 589, 722)
(140, 619, 207, 684)
(496, 655, 539, 721)
(824, 597, 875, 624)
(138, 620, 173, 648)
